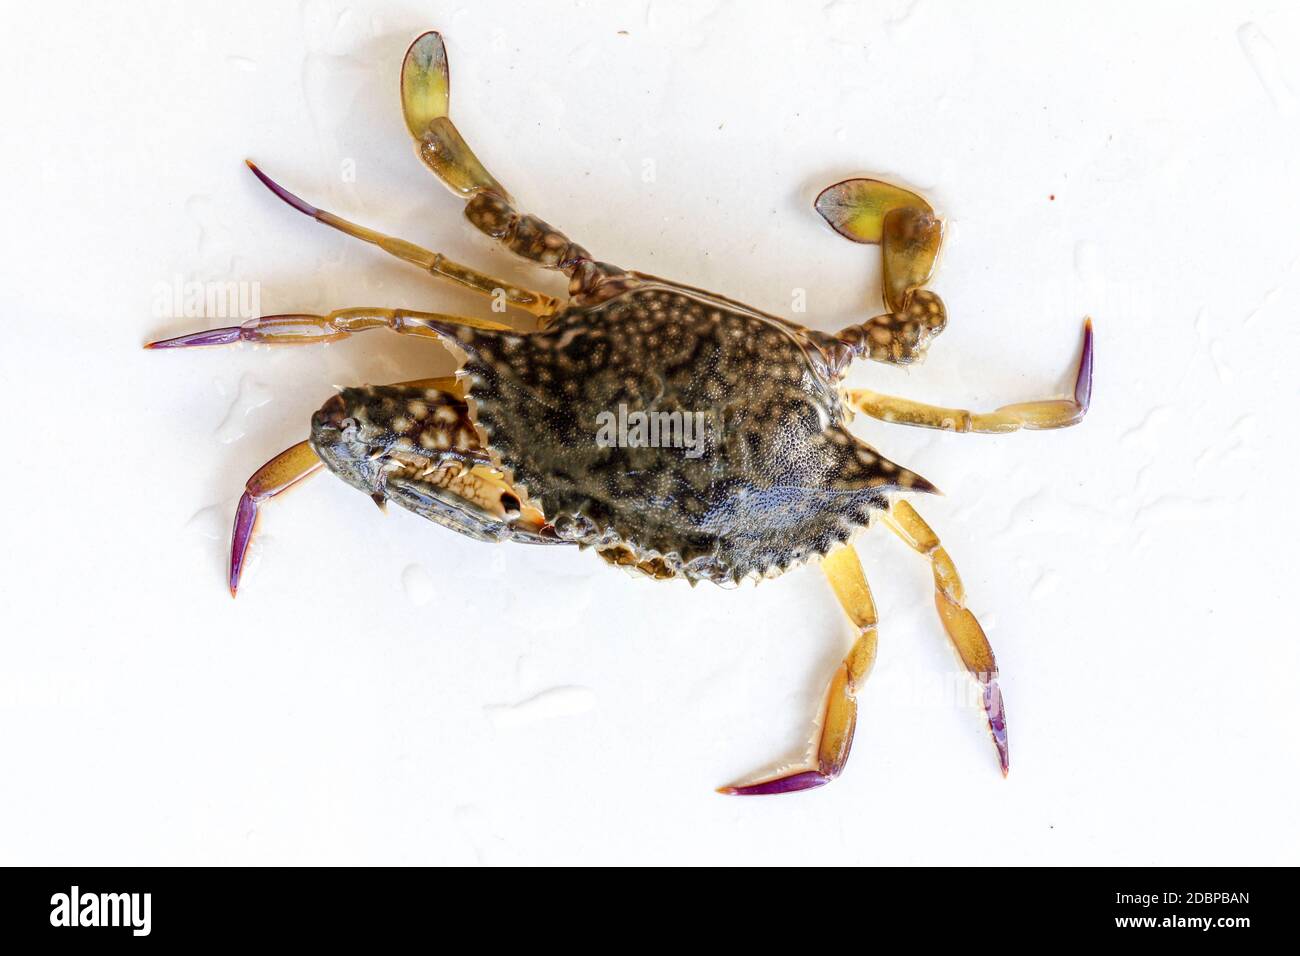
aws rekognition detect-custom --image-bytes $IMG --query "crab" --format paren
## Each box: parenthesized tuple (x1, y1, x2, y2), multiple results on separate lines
(149, 31, 1092, 795)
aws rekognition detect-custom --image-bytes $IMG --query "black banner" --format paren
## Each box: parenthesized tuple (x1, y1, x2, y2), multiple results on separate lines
(0, 866, 1283, 944)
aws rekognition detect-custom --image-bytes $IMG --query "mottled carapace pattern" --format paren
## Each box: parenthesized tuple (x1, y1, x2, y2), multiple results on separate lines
(311, 279, 934, 585)
(310, 383, 552, 546)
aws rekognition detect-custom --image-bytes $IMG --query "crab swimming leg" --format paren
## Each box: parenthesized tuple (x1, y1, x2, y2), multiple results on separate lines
(719, 545, 879, 795)
(240, 161, 557, 318)
(845, 319, 1093, 433)
(883, 500, 1008, 776)
(814, 178, 952, 366)
(401, 32, 625, 303)
(145, 306, 510, 350)
(228, 440, 324, 596)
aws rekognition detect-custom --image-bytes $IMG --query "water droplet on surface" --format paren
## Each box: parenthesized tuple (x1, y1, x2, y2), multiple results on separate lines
(1120, 405, 1170, 445)
(1238, 23, 1297, 116)
(1031, 569, 1060, 601)
(1208, 340, 1233, 384)
(215, 375, 273, 444)
(1243, 288, 1279, 327)
(485, 686, 597, 730)
(187, 503, 227, 540)
(401, 564, 436, 607)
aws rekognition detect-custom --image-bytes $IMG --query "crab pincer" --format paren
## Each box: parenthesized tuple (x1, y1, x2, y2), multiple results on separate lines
(228, 441, 323, 596)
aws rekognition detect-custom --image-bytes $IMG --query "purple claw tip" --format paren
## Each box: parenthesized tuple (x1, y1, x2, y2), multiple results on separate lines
(1074, 319, 1094, 412)
(914, 473, 943, 497)
(145, 326, 244, 349)
(245, 160, 319, 218)
(718, 770, 832, 796)
(983, 681, 1010, 777)
(229, 492, 259, 597)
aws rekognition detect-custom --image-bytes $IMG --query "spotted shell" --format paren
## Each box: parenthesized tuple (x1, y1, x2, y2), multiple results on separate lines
(446, 278, 932, 585)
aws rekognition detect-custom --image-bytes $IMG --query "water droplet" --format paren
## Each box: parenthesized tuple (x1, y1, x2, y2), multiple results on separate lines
(1120, 405, 1171, 445)
(1238, 23, 1297, 116)
(485, 686, 597, 730)
(1208, 340, 1233, 384)
(186, 503, 227, 540)
(401, 563, 436, 607)
(215, 375, 273, 444)
(1031, 569, 1060, 601)
(1243, 287, 1279, 327)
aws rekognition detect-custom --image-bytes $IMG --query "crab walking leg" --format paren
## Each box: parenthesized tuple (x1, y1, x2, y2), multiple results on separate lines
(229, 441, 324, 597)
(883, 500, 1009, 775)
(719, 545, 879, 795)
(846, 319, 1093, 433)
(244, 161, 557, 318)
(401, 32, 624, 301)
(145, 307, 510, 349)
(389, 375, 465, 395)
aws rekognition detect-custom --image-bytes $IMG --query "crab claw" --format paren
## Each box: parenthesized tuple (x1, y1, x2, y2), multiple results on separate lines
(229, 491, 260, 597)
(717, 770, 832, 796)
(144, 326, 245, 349)
(1075, 318, 1094, 414)
(228, 441, 324, 596)
(984, 679, 1010, 777)
(245, 159, 320, 217)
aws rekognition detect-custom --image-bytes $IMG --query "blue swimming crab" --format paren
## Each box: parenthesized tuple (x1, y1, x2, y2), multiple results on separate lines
(149, 32, 1092, 795)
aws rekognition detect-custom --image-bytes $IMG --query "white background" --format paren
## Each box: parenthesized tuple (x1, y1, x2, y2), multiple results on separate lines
(1, 0, 1296, 865)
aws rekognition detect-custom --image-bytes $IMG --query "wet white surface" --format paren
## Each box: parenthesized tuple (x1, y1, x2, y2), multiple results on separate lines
(1, 0, 1297, 864)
